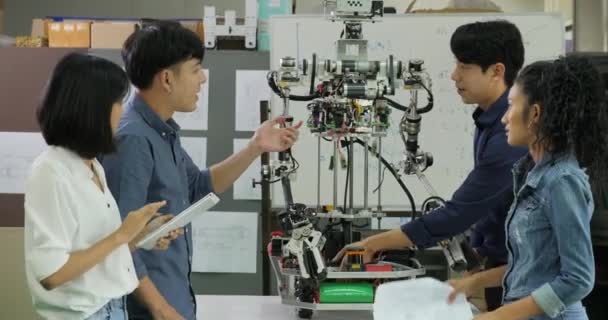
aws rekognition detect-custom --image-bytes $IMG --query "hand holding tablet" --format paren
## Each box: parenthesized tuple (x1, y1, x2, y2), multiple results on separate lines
(136, 193, 220, 250)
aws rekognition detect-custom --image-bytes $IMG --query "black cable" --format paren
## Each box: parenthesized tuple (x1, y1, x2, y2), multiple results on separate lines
(389, 55, 395, 94)
(381, 75, 434, 114)
(343, 141, 350, 214)
(266, 177, 282, 184)
(266, 71, 320, 102)
(382, 97, 409, 112)
(416, 80, 434, 114)
(352, 138, 418, 219)
(267, 71, 282, 97)
(373, 166, 389, 193)
(289, 94, 321, 101)
(309, 54, 317, 95)
(265, 150, 300, 185)
(291, 156, 300, 175)
(402, 72, 433, 114)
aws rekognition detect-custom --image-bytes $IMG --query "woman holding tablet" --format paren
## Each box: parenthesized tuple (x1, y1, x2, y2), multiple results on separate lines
(24, 53, 178, 320)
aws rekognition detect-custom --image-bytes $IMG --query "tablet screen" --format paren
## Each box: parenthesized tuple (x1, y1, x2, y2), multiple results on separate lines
(136, 193, 220, 250)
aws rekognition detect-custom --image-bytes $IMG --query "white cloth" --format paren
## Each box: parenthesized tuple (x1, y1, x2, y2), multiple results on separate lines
(24, 146, 138, 320)
(374, 278, 474, 320)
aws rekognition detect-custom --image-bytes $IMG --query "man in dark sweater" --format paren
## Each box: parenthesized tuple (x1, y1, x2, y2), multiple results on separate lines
(334, 20, 527, 310)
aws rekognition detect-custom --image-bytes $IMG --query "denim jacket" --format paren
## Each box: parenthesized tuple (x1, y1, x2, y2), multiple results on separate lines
(502, 153, 595, 318)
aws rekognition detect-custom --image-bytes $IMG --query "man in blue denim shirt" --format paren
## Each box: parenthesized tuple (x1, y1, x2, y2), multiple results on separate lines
(448, 57, 604, 320)
(102, 21, 301, 320)
(334, 20, 527, 310)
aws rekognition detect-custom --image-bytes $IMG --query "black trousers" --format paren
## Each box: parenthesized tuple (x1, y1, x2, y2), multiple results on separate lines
(484, 286, 503, 311)
(583, 245, 608, 320)
(483, 258, 506, 312)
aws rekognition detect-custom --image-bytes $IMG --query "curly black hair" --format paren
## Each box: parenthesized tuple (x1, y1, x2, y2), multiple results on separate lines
(516, 56, 608, 197)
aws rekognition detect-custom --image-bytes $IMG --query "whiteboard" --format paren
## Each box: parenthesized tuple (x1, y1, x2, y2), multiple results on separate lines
(269, 13, 564, 210)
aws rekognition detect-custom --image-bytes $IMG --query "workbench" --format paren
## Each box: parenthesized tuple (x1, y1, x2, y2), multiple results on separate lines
(195, 295, 373, 320)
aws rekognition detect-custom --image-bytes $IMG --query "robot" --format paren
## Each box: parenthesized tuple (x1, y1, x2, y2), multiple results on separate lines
(256, 1, 479, 318)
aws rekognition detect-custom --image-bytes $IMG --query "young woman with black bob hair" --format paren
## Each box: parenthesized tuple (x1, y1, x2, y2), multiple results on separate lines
(24, 52, 178, 320)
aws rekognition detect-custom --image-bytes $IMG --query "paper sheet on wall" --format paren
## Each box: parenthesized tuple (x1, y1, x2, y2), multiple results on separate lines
(233, 139, 261, 200)
(235, 70, 272, 131)
(0, 132, 47, 194)
(180, 137, 207, 169)
(191, 211, 258, 273)
(173, 69, 210, 131)
(374, 278, 474, 320)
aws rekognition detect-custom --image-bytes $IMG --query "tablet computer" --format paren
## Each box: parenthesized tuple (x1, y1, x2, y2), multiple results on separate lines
(136, 193, 220, 250)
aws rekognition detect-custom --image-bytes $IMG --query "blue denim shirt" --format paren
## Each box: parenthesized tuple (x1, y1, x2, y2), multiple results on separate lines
(503, 154, 595, 318)
(402, 91, 527, 262)
(102, 96, 213, 320)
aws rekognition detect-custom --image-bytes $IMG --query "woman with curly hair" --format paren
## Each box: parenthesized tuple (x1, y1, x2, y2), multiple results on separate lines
(448, 55, 608, 320)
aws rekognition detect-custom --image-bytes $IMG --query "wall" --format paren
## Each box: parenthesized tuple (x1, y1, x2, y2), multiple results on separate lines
(545, 0, 574, 22)
(574, 0, 608, 51)
(294, 0, 549, 14)
(4, 0, 564, 36)
(493, 0, 545, 12)
(372, 0, 545, 13)
(0, 47, 271, 318)
(0, 228, 38, 320)
(3, 0, 245, 36)
(0, 0, 4, 34)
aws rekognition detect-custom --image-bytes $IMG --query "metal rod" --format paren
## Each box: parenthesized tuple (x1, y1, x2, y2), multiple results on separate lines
(345, 136, 354, 244)
(259, 100, 272, 296)
(603, 0, 608, 51)
(410, 89, 418, 109)
(282, 88, 290, 119)
(317, 135, 321, 212)
(377, 136, 382, 212)
(349, 137, 354, 214)
(333, 138, 338, 210)
(363, 138, 369, 210)
(416, 169, 439, 197)
(281, 176, 294, 209)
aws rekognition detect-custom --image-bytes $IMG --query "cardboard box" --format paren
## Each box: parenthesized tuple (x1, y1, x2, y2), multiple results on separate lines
(31, 18, 52, 37)
(16, 36, 48, 47)
(91, 21, 138, 49)
(179, 20, 204, 42)
(48, 22, 91, 48)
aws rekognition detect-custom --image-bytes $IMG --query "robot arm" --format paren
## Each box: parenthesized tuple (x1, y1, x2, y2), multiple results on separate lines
(277, 202, 327, 279)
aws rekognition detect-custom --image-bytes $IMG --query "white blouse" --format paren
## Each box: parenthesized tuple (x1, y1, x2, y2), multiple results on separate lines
(24, 146, 138, 320)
